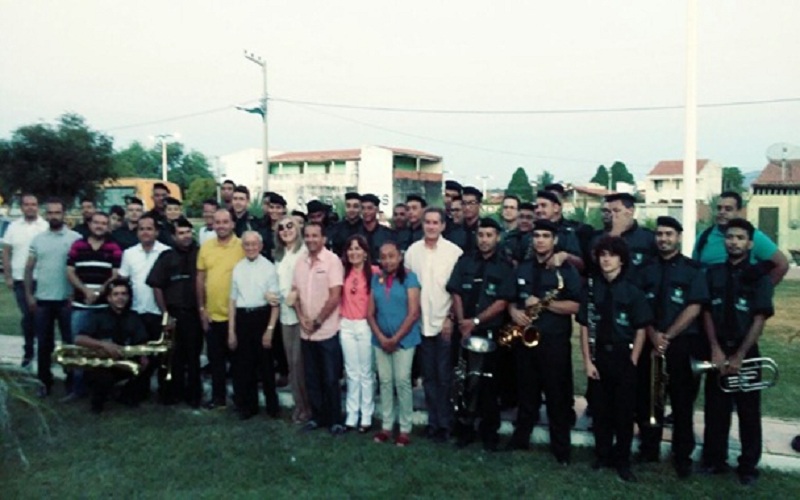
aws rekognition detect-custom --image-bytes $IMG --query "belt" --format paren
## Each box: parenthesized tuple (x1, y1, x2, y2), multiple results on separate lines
(598, 343, 633, 352)
(237, 305, 269, 313)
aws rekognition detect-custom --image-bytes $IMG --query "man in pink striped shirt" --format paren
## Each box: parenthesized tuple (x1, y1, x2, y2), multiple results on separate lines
(292, 222, 345, 435)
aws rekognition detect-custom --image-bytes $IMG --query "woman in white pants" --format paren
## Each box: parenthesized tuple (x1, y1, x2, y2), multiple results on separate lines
(367, 241, 421, 446)
(340, 235, 377, 432)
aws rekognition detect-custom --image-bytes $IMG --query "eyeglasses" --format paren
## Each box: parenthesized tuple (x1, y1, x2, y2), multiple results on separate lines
(519, 214, 535, 220)
(278, 222, 295, 231)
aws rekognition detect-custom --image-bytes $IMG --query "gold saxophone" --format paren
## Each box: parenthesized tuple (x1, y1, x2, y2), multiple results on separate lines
(55, 313, 174, 377)
(498, 270, 564, 348)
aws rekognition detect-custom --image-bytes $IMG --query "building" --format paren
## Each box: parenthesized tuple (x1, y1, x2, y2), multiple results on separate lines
(222, 145, 443, 212)
(747, 161, 800, 258)
(644, 159, 722, 205)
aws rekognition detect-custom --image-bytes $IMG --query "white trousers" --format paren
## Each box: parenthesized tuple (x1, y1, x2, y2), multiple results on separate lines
(340, 318, 375, 427)
(374, 345, 416, 434)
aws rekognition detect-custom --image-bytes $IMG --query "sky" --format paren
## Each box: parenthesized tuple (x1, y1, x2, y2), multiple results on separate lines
(2, 0, 799, 188)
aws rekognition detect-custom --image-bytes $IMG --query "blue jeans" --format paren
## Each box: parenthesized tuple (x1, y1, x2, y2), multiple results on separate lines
(302, 334, 343, 428)
(13, 281, 35, 360)
(69, 308, 98, 396)
(34, 300, 71, 389)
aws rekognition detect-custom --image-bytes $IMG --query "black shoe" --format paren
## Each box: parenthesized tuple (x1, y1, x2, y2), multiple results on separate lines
(504, 437, 530, 452)
(37, 385, 51, 398)
(556, 456, 571, 466)
(330, 424, 346, 436)
(482, 437, 499, 452)
(675, 462, 692, 479)
(699, 463, 730, 475)
(301, 420, 320, 432)
(791, 435, 800, 453)
(425, 426, 438, 440)
(237, 408, 256, 420)
(91, 403, 104, 414)
(21, 358, 32, 369)
(664, 412, 674, 426)
(635, 451, 660, 463)
(617, 466, 637, 483)
(203, 400, 227, 411)
(737, 471, 758, 487)
(433, 428, 450, 444)
(592, 459, 611, 470)
(266, 409, 280, 419)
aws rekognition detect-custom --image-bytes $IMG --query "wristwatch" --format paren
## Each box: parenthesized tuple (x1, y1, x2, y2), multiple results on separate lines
(472, 317, 481, 326)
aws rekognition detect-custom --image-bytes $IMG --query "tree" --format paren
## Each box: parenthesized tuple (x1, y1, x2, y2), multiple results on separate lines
(537, 170, 555, 188)
(505, 167, 535, 202)
(111, 141, 160, 178)
(184, 178, 217, 217)
(590, 165, 609, 188)
(0, 113, 115, 202)
(171, 150, 214, 195)
(111, 141, 214, 195)
(609, 161, 634, 189)
(722, 166, 745, 193)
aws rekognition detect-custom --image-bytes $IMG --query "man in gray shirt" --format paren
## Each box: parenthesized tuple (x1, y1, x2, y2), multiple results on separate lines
(24, 199, 82, 397)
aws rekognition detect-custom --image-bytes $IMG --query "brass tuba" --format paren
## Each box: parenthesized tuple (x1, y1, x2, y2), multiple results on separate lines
(55, 313, 174, 377)
(691, 357, 778, 393)
(498, 270, 563, 348)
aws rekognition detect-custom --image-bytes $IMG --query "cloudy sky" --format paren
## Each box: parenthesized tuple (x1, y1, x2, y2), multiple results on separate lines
(2, 0, 798, 188)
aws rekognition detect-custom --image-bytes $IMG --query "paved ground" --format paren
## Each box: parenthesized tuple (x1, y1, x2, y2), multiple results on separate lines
(2, 334, 799, 472)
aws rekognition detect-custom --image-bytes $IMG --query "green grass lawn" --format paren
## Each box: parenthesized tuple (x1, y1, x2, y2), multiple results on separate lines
(3, 400, 800, 498)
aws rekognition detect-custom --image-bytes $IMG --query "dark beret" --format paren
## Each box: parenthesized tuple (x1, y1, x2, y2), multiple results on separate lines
(164, 196, 182, 206)
(360, 193, 380, 206)
(306, 200, 328, 214)
(290, 210, 307, 221)
(270, 194, 287, 206)
(478, 217, 502, 232)
(545, 183, 566, 195)
(445, 180, 463, 192)
(533, 219, 559, 234)
(536, 190, 561, 206)
(124, 196, 143, 206)
(262, 191, 276, 201)
(462, 186, 483, 201)
(344, 192, 361, 201)
(519, 202, 536, 212)
(406, 194, 427, 206)
(605, 192, 636, 204)
(656, 216, 683, 232)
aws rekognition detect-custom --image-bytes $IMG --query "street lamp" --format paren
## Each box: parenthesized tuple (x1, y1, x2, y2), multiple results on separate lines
(241, 49, 269, 193)
(476, 175, 493, 199)
(152, 133, 179, 182)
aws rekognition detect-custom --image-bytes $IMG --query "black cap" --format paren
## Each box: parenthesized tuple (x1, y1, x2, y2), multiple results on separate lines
(344, 192, 361, 201)
(605, 192, 636, 204)
(360, 193, 380, 206)
(306, 200, 328, 214)
(270, 194, 287, 207)
(406, 194, 426, 206)
(164, 196, 182, 206)
(478, 217, 502, 232)
(445, 180, 463, 192)
(533, 219, 558, 234)
(545, 183, 566, 195)
(536, 190, 561, 206)
(519, 201, 536, 212)
(656, 216, 683, 233)
(262, 191, 276, 201)
(124, 196, 143, 206)
(290, 210, 307, 222)
(462, 186, 483, 202)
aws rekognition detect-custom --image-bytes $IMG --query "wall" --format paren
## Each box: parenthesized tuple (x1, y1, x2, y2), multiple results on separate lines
(748, 190, 800, 255)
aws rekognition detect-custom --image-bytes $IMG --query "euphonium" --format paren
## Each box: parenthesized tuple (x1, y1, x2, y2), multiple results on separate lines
(691, 357, 779, 393)
(55, 312, 174, 377)
(498, 270, 563, 348)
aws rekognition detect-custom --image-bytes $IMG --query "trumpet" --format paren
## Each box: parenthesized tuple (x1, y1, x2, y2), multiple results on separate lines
(690, 357, 779, 393)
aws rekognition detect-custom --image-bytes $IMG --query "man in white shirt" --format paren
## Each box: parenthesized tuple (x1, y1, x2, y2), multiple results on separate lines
(118, 213, 169, 400)
(3, 193, 48, 367)
(404, 206, 463, 443)
(228, 231, 280, 420)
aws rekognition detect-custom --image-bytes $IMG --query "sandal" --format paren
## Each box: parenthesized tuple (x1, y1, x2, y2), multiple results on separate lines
(373, 430, 391, 443)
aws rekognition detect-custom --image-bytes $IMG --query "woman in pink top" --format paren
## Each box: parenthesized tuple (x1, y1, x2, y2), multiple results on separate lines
(340, 234, 377, 432)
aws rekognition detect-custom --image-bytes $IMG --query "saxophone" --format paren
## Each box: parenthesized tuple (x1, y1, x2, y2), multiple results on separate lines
(498, 270, 563, 348)
(55, 313, 174, 377)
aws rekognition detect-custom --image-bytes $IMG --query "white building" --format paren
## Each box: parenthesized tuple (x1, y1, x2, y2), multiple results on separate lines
(644, 159, 722, 205)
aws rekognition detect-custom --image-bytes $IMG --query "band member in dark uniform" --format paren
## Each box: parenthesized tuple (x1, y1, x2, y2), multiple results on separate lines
(358, 193, 393, 261)
(635, 216, 708, 477)
(501, 201, 536, 265)
(446, 218, 515, 451)
(329, 192, 362, 256)
(588, 193, 656, 277)
(505, 220, 581, 465)
(579, 236, 652, 482)
(75, 278, 149, 413)
(701, 218, 774, 486)
(146, 217, 202, 407)
(395, 194, 426, 251)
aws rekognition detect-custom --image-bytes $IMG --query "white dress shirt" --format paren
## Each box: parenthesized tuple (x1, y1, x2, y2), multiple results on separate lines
(4, 216, 48, 280)
(404, 236, 462, 336)
(119, 241, 169, 315)
(230, 254, 280, 308)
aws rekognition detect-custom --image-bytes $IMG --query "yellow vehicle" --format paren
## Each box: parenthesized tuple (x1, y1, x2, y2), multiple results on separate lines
(98, 178, 182, 211)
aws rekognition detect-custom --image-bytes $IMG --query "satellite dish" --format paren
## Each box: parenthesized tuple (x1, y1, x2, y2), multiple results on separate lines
(766, 142, 800, 181)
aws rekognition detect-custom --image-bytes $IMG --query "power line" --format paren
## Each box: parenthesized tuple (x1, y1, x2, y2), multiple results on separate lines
(103, 100, 258, 132)
(269, 96, 800, 115)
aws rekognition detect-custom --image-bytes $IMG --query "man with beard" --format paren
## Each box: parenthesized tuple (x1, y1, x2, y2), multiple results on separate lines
(358, 194, 393, 261)
(535, 190, 584, 273)
(72, 198, 96, 238)
(330, 192, 362, 257)
(501, 201, 536, 264)
(447, 218, 515, 451)
(111, 197, 145, 251)
(396, 194, 426, 251)
(450, 197, 464, 226)
(634, 216, 708, 477)
(231, 185, 257, 238)
(147, 217, 203, 408)
(505, 220, 581, 464)
(700, 218, 774, 486)
(392, 203, 408, 232)
(25, 199, 82, 396)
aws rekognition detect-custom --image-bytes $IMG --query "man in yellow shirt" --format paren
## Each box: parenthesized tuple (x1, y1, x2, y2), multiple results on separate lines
(196, 208, 245, 410)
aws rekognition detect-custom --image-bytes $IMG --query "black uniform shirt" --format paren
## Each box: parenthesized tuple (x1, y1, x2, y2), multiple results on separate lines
(84, 307, 148, 346)
(442, 223, 467, 249)
(330, 218, 363, 257)
(360, 223, 394, 262)
(254, 219, 275, 262)
(501, 228, 533, 263)
(589, 222, 657, 279)
(396, 223, 423, 251)
(460, 219, 480, 256)
(111, 225, 139, 251)
(233, 212, 256, 238)
(514, 260, 582, 339)
(577, 273, 653, 345)
(554, 218, 583, 258)
(705, 259, 774, 347)
(637, 253, 708, 336)
(146, 243, 199, 311)
(446, 250, 516, 332)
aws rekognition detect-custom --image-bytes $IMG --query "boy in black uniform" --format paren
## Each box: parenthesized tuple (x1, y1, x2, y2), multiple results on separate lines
(701, 218, 774, 486)
(146, 217, 203, 407)
(579, 236, 652, 482)
(75, 278, 149, 413)
(635, 216, 708, 477)
(501, 202, 536, 265)
(446, 218, 515, 451)
(329, 192, 362, 256)
(505, 220, 581, 464)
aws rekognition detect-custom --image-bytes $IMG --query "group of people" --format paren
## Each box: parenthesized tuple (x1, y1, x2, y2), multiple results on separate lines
(3, 179, 790, 486)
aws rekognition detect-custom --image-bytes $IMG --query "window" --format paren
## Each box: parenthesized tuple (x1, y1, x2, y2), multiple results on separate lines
(654, 180, 663, 192)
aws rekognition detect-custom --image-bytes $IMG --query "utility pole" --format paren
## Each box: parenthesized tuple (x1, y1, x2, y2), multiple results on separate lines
(153, 133, 176, 182)
(243, 50, 269, 193)
(682, 0, 698, 255)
